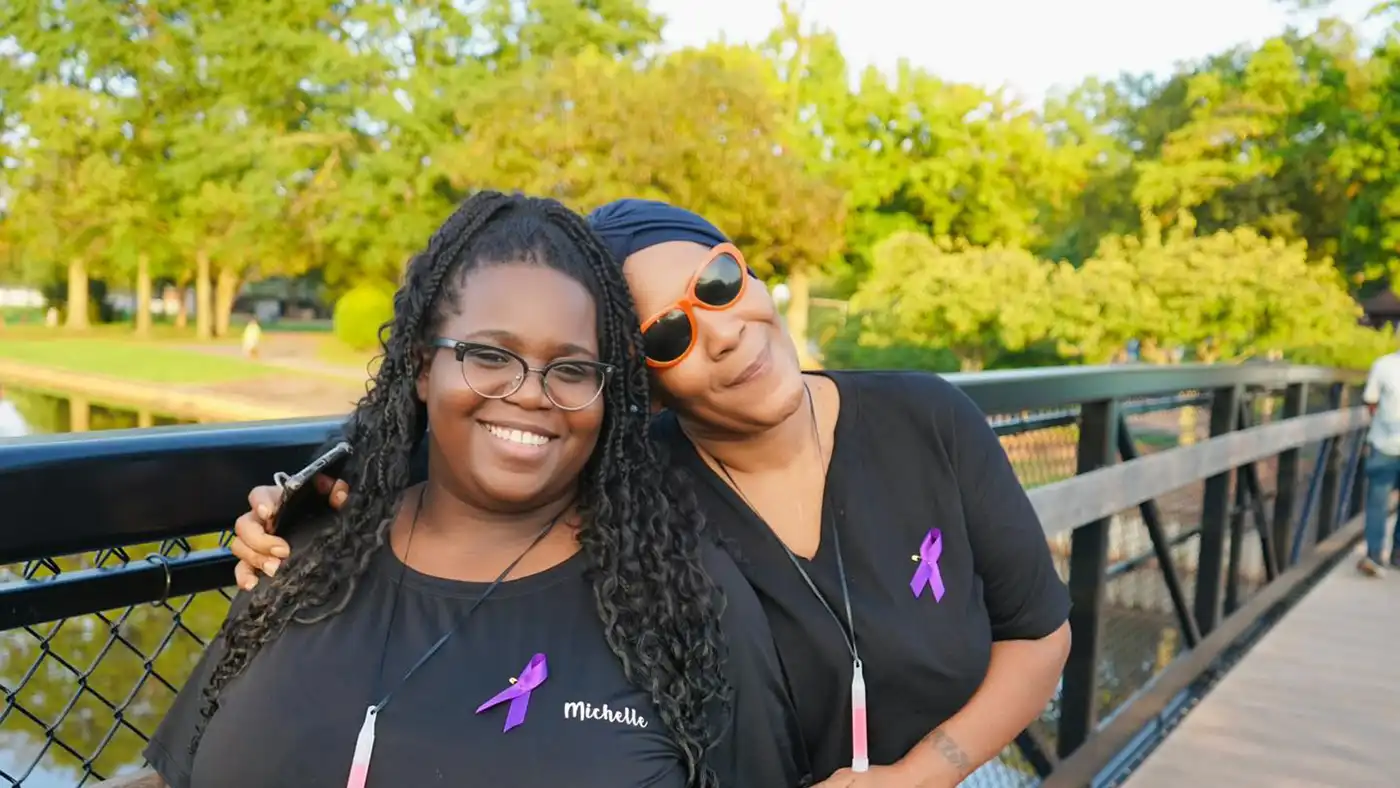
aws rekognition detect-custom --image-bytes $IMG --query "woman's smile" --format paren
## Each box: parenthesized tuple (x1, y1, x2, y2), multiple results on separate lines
(480, 421, 556, 462)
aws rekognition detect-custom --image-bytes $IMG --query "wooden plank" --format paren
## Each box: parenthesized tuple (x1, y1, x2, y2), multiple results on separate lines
(1124, 546, 1400, 787)
(1042, 517, 1364, 788)
(1029, 407, 1369, 537)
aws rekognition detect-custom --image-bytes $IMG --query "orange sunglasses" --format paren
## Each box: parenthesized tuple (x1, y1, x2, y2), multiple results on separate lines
(637, 243, 750, 369)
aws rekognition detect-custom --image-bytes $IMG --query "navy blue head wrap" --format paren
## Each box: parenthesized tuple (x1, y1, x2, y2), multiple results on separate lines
(587, 199, 753, 276)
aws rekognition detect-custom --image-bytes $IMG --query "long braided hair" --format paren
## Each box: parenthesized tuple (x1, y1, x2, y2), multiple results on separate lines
(190, 192, 729, 785)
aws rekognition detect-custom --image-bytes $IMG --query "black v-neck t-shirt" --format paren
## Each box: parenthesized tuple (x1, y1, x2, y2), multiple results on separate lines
(652, 371, 1070, 779)
(144, 524, 806, 787)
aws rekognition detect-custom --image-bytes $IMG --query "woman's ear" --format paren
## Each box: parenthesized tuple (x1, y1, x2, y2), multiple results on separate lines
(415, 352, 433, 402)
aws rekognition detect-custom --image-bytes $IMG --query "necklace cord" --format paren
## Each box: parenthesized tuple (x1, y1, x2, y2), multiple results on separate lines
(705, 383, 860, 664)
(372, 488, 569, 712)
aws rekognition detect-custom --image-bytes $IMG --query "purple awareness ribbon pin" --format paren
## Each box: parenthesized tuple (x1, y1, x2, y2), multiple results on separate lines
(475, 653, 548, 732)
(910, 528, 945, 601)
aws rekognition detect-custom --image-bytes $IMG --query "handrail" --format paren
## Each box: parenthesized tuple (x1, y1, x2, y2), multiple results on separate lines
(944, 362, 1362, 412)
(1028, 406, 1371, 537)
(0, 418, 343, 564)
(0, 363, 1356, 564)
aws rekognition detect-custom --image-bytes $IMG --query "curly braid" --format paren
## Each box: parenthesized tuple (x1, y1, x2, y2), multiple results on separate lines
(189, 192, 730, 786)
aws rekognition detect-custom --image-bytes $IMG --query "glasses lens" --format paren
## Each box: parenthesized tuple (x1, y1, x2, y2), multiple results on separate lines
(642, 309, 693, 364)
(460, 345, 526, 398)
(693, 253, 744, 307)
(543, 362, 608, 409)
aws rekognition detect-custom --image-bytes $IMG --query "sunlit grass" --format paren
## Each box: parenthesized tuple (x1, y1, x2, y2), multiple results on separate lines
(0, 338, 278, 383)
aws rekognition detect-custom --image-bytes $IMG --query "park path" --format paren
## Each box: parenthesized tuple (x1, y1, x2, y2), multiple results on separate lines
(173, 332, 369, 416)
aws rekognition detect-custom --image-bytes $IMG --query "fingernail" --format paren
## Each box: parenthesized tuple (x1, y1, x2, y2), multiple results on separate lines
(333, 490, 347, 505)
(264, 559, 281, 576)
(256, 504, 269, 519)
(271, 544, 290, 558)
(244, 577, 258, 591)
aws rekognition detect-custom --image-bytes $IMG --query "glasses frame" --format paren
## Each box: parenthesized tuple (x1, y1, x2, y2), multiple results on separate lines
(429, 338, 614, 412)
(637, 242, 750, 369)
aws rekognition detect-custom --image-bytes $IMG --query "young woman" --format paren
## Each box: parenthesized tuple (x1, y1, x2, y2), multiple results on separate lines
(113, 193, 805, 788)
(229, 200, 1071, 787)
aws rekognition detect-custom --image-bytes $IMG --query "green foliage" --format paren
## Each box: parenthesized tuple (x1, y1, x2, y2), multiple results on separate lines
(849, 233, 1056, 371)
(1053, 227, 1371, 364)
(2, 0, 1399, 373)
(332, 283, 395, 352)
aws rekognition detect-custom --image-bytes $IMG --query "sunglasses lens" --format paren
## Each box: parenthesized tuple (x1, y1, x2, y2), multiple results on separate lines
(693, 253, 745, 308)
(642, 309, 693, 364)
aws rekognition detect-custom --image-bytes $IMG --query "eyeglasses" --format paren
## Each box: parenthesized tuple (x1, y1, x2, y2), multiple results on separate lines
(430, 339, 614, 411)
(638, 243, 750, 369)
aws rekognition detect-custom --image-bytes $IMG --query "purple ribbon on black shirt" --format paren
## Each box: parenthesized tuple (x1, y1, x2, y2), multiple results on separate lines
(910, 528, 945, 601)
(476, 653, 548, 732)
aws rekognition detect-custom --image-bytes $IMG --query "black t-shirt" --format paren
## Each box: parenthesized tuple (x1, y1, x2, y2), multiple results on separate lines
(145, 520, 806, 787)
(652, 371, 1070, 779)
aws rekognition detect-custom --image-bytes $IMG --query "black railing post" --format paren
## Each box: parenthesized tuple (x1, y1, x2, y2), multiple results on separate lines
(1350, 438, 1368, 522)
(1271, 382, 1307, 570)
(1344, 384, 1368, 522)
(1115, 415, 1203, 648)
(1194, 385, 1240, 635)
(1057, 398, 1118, 758)
(1224, 470, 1248, 616)
(1317, 384, 1346, 540)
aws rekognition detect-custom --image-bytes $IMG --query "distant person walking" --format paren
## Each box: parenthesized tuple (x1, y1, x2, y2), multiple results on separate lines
(1360, 349, 1400, 575)
(241, 318, 262, 359)
(0, 385, 31, 438)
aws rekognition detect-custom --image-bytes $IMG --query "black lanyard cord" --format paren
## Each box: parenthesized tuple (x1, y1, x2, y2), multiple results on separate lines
(706, 383, 860, 665)
(372, 489, 567, 713)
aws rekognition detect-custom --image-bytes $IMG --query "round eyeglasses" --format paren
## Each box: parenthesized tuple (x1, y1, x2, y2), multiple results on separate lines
(430, 338, 613, 411)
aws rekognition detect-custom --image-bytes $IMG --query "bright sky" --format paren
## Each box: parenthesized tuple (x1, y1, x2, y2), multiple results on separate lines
(652, 0, 1385, 104)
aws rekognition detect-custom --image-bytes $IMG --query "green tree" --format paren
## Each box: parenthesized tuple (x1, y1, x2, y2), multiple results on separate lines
(849, 232, 1056, 371)
(439, 45, 846, 295)
(3, 85, 132, 329)
(1056, 226, 1375, 364)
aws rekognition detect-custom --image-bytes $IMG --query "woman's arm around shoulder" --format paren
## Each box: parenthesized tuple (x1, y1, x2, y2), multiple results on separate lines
(699, 541, 811, 787)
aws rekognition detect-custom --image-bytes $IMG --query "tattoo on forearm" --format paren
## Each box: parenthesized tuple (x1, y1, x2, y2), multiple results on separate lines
(929, 729, 972, 775)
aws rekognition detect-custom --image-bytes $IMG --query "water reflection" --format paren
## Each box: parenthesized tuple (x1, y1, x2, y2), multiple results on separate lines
(0, 565, 231, 786)
(0, 383, 185, 436)
(1, 383, 199, 786)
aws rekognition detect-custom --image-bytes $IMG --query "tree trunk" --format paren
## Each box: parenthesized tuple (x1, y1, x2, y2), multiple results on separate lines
(68, 395, 91, 432)
(65, 258, 90, 331)
(214, 267, 240, 338)
(134, 253, 153, 338)
(959, 355, 985, 372)
(785, 267, 817, 369)
(195, 249, 213, 340)
(175, 283, 189, 329)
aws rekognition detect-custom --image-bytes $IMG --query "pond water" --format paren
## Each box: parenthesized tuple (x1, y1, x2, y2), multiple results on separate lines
(0, 382, 207, 787)
(0, 382, 188, 437)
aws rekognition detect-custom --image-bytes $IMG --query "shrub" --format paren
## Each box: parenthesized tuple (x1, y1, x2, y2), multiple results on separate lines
(332, 282, 395, 351)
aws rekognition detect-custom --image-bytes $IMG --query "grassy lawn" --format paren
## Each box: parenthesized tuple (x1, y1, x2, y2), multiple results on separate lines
(314, 334, 379, 372)
(0, 337, 280, 383)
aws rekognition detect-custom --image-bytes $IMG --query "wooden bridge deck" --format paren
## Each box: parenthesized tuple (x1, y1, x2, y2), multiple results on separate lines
(1125, 545, 1400, 787)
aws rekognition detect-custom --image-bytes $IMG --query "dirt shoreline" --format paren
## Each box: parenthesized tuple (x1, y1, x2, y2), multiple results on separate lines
(0, 358, 351, 422)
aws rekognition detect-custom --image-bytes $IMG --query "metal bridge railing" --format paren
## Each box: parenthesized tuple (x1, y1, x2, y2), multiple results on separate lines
(0, 363, 1370, 787)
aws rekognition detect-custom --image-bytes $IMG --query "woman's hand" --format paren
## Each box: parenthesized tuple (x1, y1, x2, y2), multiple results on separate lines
(230, 474, 349, 590)
(811, 764, 938, 788)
